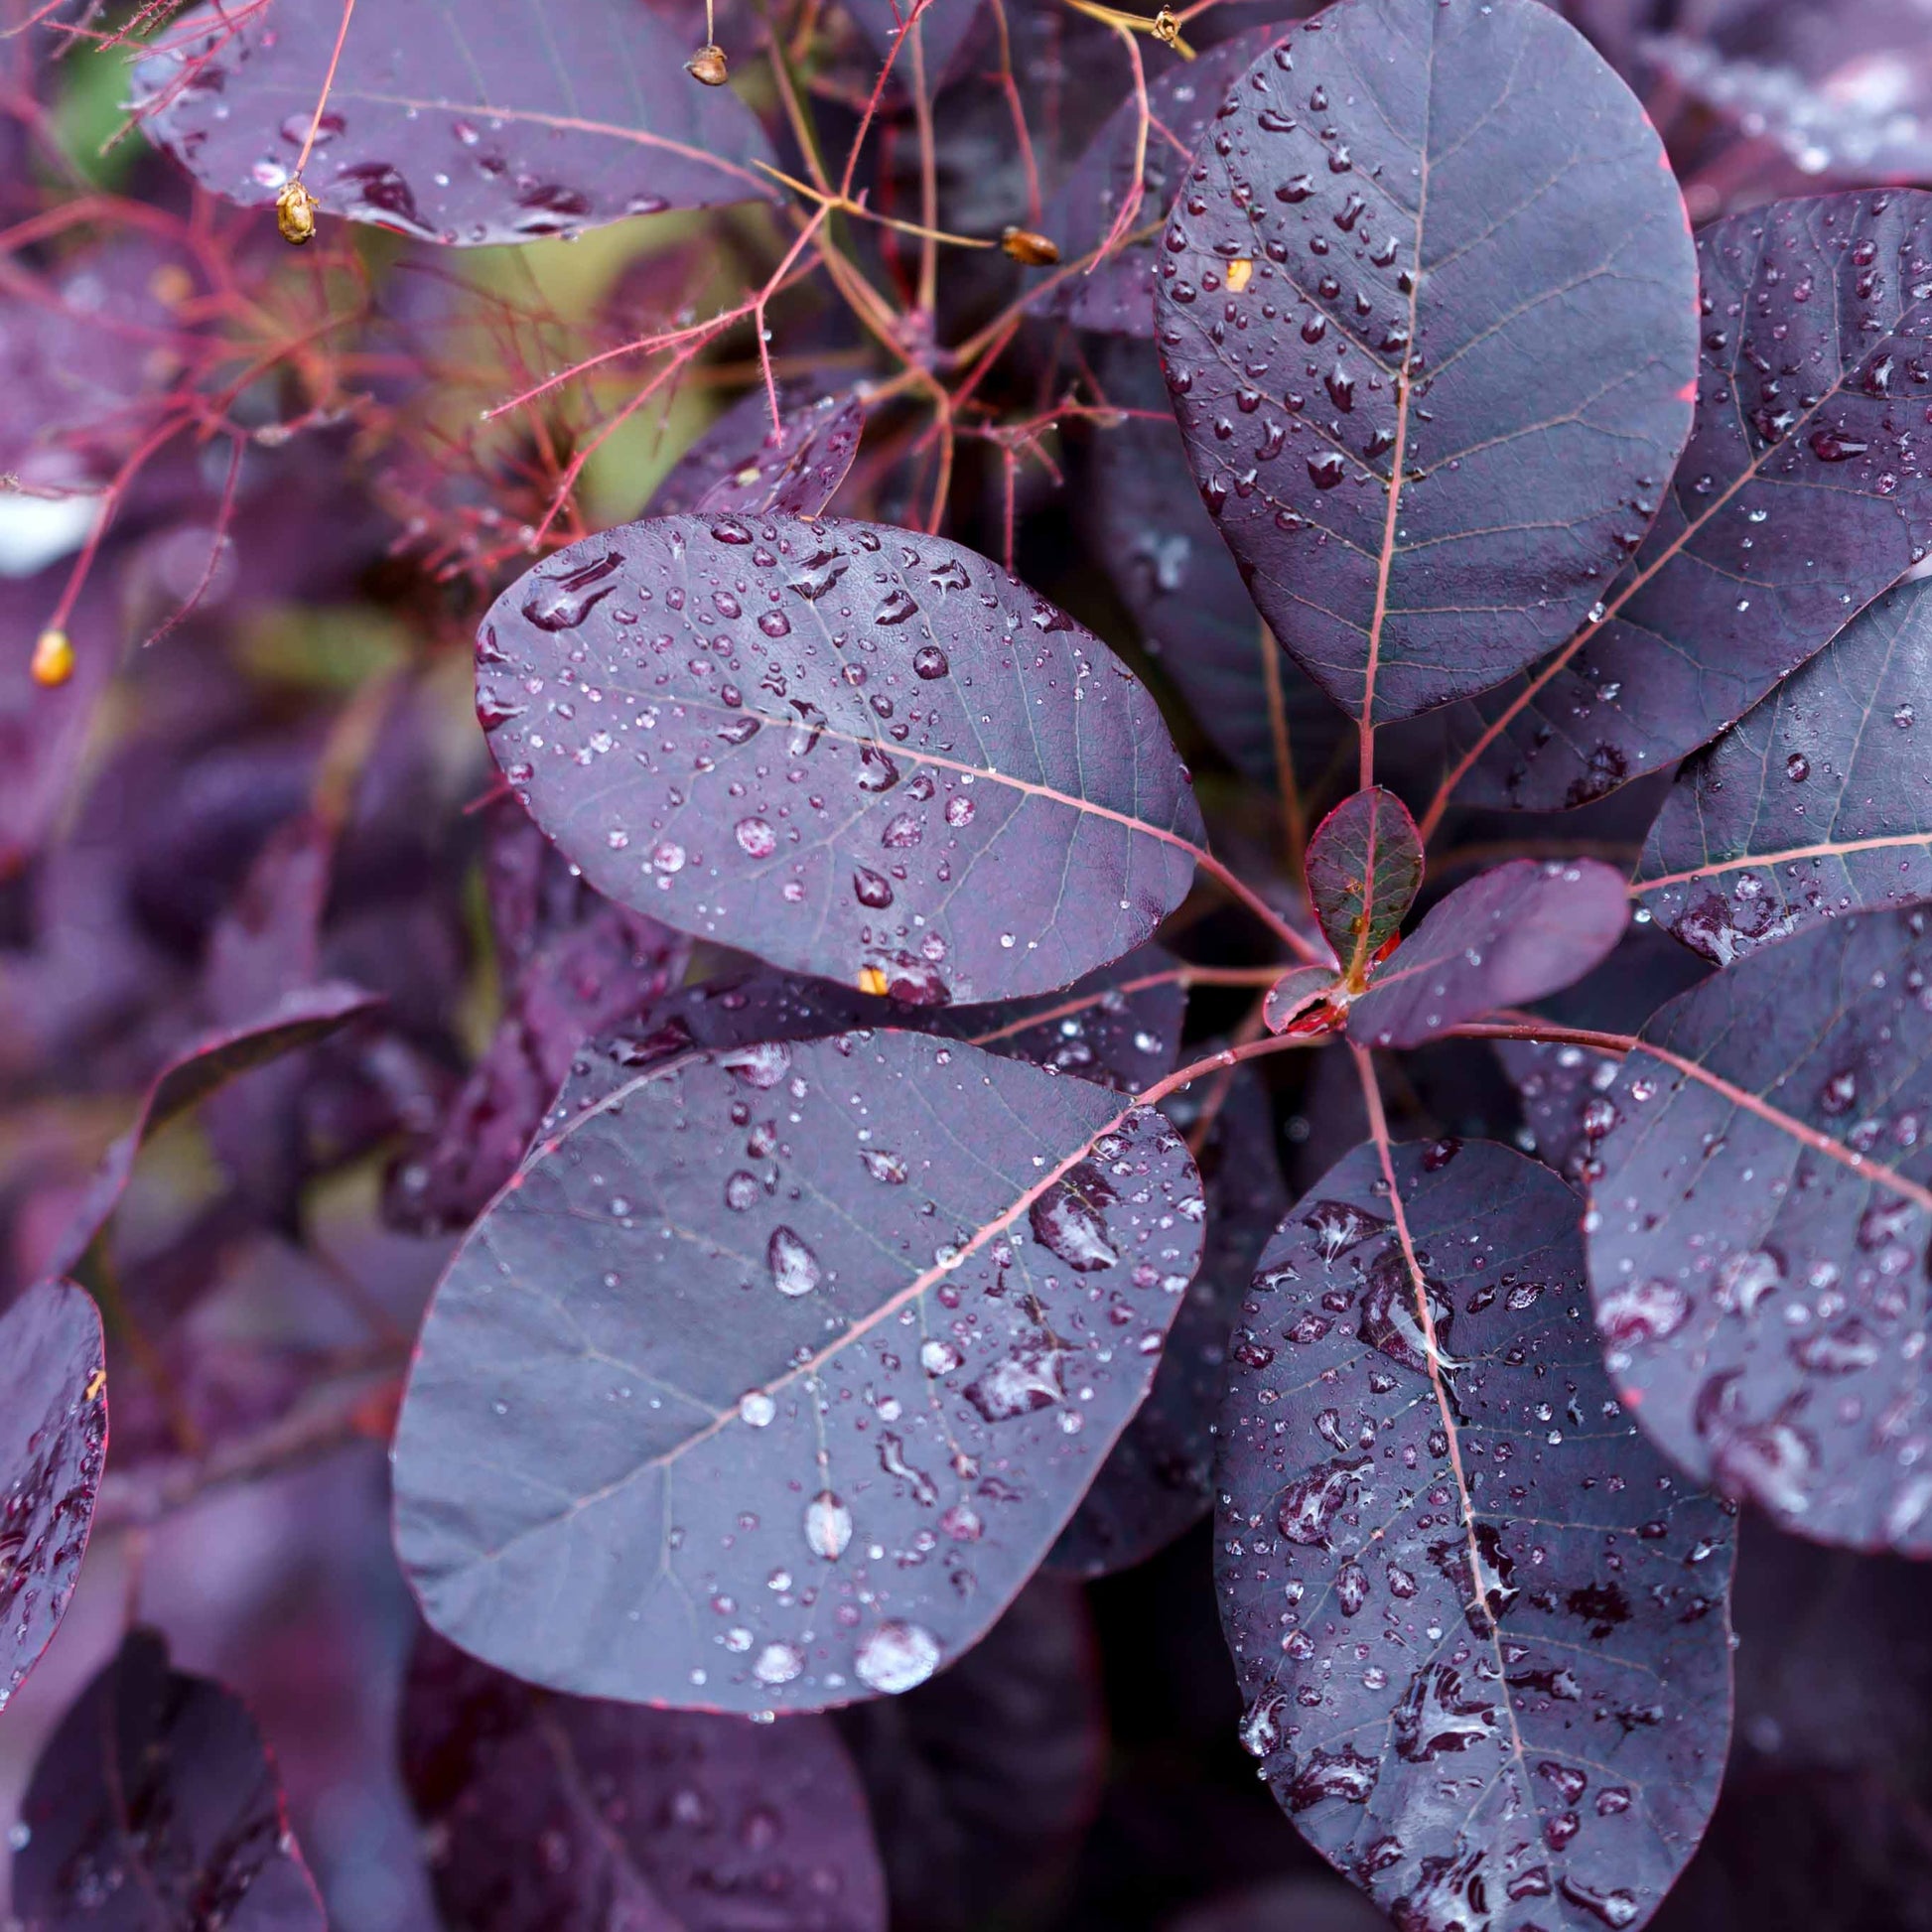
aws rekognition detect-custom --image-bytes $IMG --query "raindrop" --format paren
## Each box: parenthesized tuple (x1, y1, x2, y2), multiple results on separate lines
(767, 1226, 822, 1297)
(854, 1621, 941, 1694)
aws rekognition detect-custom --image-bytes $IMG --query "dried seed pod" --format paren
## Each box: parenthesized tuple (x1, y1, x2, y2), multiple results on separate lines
(1001, 225, 1060, 266)
(1151, 8, 1180, 43)
(685, 43, 729, 85)
(275, 179, 320, 245)
(31, 628, 73, 689)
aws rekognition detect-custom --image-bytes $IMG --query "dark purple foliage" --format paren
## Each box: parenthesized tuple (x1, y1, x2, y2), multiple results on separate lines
(14, 1628, 325, 1932)
(1304, 785, 1419, 983)
(1217, 1140, 1734, 1932)
(1, 1279, 105, 1717)
(1156, 0, 1698, 723)
(651, 387, 871, 521)
(401, 1629, 888, 1931)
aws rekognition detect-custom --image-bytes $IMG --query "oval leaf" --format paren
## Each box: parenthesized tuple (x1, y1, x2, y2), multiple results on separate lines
(1, 1279, 105, 1717)
(1306, 786, 1421, 983)
(1155, 0, 1698, 725)
(1264, 963, 1337, 1034)
(1461, 190, 1932, 808)
(133, 0, 777, 245)
(652, 387, 871, 522)
(403, 1630, 888, 1932)
(1586, 906, 1932, 1552)
(1348, 860, 1629, 1048)
(392, 1031, 1203, 1711)
(479, 515, 1204, 1003)
(1635, 575, 1932, 963)
(1217, 1139, 1734, 1932)
(16, 1628, 325, 1931)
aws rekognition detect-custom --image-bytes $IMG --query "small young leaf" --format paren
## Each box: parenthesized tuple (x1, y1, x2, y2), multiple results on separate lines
(392, 1031, 1203, 1711)
(1, 1279, 105, 1717)
(1263, 964, 1336, 1035)
(652, 388, 870, 522)
(1347, 860, 1629, 1048)
(1586, 907, 1932, 1552)
(1217, 1139, 1734, 1932)
(15, 1629, 325, 1931)
(1461, 190, 1932, 809)
(133, 0, 777, 245)
(402, 1630, 888, 1932)
(480, 516, 1204, 1003)
(1305, 787, 1421, 985)
(1635, 576, 1932, 963)
(1156, 0, 1698, 724)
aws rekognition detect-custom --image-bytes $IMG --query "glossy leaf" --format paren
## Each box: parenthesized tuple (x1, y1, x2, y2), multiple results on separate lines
(1586, 906, 1932, 1552)
(1495, 1037, 1624, 1189)
(1635, 575, 1932, 965)
(132, 0, 777, 245)
(392, 1031, 1204, 1711)
(1, 1279, 105, 1717)
(1347, 860, 1629, 1048)
(1306, 786, 1421, 985)
(1155, 0, 1698, 725)
(1263, 963, 1336, 1035)
(479, 515, 1204, 1003)
(651, 388, 870, 522)
(1039, 30, 1283, 337)
(14, 1628, 325, 1931)
(1461, 191, 1932, 809)
(402, 1630, 888, 1932)
(1217, 1139, 1734, 1932)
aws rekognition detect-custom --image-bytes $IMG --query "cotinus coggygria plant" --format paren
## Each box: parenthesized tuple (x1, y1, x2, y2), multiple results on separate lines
(7, 1, 1932, 1929)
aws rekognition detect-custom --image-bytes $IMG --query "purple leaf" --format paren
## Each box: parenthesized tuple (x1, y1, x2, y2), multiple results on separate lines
(1585, 906, 1932, 1552)
(14, 1627, 325, 1931)
(1460, 191, 1932, 810)
(1217, 1139, 1734, 1932)
(1039, 29, 1286, 337)
(1052, 1070, 1287, 1577)
(1155, 0, 1698, 725)
(1495, 1037, 1625, 1189)
(479, 515, 1204, 1003)
(1, 1279, 105, 1717)
(392, 1031, 1203, 1711)
(842, 0, 985, 92)
(1635, 576, 1932, 966)
(1305, 786, 1421, 985)
(401, 1629, 888, 1932)
(132, 0, 778, 246)
(1347, 860, 1630, 1049)
(41, 981, 383, 1279)
(651, 387, 871, 521)
(1263, 963, 1335, 1035)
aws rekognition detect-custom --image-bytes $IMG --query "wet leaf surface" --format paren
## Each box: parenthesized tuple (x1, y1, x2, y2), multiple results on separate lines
(1586, 906, 1932, 1553)
(0, 1279, 105, 1718)
(133, 0, 777, 245)
(1462, 190, 1932, 809)
(1306, 787, 1420, 984)
(402, 1628, 888, 1932)
(1264, 963, 1337, 1035)
(1155, 0, 1698, 725)
(1052, 1070, 1286, 1577)
(1216, 1139, 1734, 1932)
(480, 514, 1204, 1003)
(393, 1030, 1203, 1712)
(15, 1627, 325, 1931)
(1347, 860, 1629, 1049)
(651, 387, 870, 522)
(1636, 576, 1932, 965)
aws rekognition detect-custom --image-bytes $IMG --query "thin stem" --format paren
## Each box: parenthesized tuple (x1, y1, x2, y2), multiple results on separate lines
(1258, 619, 1306, 882)
(909, 19, 940, 318)
(293, 0, 358, 178)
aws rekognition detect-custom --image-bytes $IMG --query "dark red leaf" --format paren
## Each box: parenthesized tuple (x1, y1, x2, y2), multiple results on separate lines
(1305, 786, 1420, 984)
(1263, 963, 1335, 1034)
(401, 1629, 888, 1932)
(1155, 0, 1698, 725)
(15, 1627, 325, 1931)
(133, 0, 777, 245)
(1635, 575, 1932, 965)
(1585, 906, 1932, 1552)
(1, 1279, 105, 1718)
(479, 515, 1204, 1003)
(1460, 191, 1932, 809)
(392, 1031, 1203, 1711)
(651, 388, 870, 521)
(1348, 860, 1629, 1048)
(1217, 1138, 1734, 1932)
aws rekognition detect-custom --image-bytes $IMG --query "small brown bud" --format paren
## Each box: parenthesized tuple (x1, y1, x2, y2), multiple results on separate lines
(1151, 8, 1180, 43)
(275, 179, 320, 245)
(1001, 225, 1060, 266)
(686, 43, 729, 85)
(31, 628, 73, 689)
